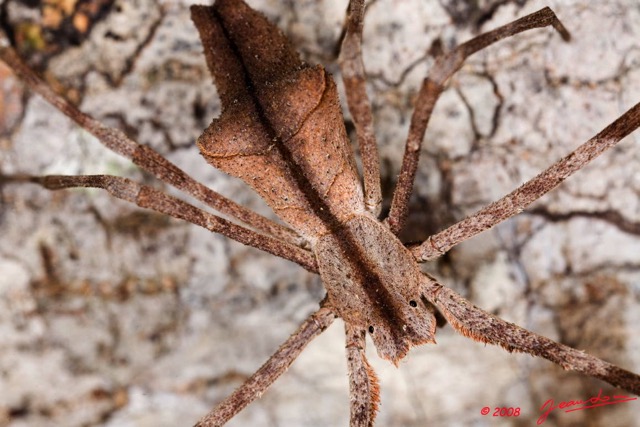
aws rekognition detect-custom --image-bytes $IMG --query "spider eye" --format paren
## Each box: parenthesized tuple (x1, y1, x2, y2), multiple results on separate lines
(409, 300, 417, 307)
(368, 326, 374, 334)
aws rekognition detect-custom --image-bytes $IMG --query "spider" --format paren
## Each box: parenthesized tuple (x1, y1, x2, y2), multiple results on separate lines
(1, 0, 640, 426)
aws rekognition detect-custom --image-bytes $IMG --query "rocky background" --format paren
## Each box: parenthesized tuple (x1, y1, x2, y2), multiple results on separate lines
(0, 0, 639, 426)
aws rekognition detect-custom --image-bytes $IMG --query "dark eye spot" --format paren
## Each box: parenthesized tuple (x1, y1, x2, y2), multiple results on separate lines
(368, 326, 374, 334)
(409, 300, 417, 307)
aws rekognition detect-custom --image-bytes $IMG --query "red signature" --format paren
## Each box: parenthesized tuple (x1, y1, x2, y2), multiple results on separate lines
(537, 389, 637, 424)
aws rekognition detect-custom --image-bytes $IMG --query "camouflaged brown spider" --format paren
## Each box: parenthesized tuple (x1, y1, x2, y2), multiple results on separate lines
(1, 1, 639, 426)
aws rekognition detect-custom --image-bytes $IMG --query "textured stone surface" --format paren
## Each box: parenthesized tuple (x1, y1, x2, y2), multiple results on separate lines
(0, 0, 639, 426)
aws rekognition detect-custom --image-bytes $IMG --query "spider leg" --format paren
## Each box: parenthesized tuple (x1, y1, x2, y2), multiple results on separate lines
(0, 41, 305, 247)
(0, 174, 318, 272)
(411, 101, 640, 262)
(386, 7, 571, 235)
(420, 275, 640, 395)
(194, 306, 336, 427)
(340, 0, 382, 217)
(345, 323, 380, 427)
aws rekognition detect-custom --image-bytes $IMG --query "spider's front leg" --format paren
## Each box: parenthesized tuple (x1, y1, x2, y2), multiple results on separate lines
(345, 323, 380, 427)
(420, 275, 640, 395)
(195, 306, 336, 427)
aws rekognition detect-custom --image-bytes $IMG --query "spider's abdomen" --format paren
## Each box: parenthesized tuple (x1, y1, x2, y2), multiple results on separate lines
(193, 2, 365, 242)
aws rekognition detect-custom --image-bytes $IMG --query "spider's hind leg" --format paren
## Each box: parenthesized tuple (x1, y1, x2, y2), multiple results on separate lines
(411, 101, 640, 262)
(340, 0, 382, 217)
(386, 7, 571, 235)
(0, 173, 318, 271)
(0, 40, 305, 247)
